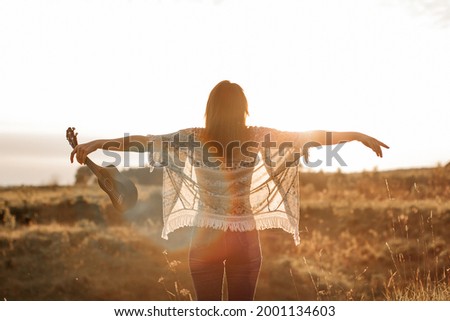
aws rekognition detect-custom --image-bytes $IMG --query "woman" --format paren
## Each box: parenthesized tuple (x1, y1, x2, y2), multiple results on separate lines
(70, 80, 389, 300)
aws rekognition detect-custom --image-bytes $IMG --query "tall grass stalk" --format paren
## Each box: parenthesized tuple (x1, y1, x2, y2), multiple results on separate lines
(158, 250, 193, 301)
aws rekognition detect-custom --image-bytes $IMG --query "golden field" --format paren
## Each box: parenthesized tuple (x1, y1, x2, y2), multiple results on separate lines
(1, 165, 449, 300)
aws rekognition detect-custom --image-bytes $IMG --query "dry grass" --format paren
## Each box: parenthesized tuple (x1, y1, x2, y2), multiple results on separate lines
(0, 166, 449, 300)
(0, 222, 173, 300)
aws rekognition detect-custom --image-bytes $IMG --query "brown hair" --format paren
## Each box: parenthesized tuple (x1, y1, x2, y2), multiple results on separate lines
(204, 80, 249, 144)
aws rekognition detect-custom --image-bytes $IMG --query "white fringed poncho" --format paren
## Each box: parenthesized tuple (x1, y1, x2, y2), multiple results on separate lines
(148, 127, 304, 245)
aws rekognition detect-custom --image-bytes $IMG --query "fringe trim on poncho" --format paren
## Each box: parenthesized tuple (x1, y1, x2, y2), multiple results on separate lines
(161, 210, 300, 245)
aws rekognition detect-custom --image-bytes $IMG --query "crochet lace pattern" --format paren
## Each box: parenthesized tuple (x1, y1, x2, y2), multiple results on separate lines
(147, 127, 304, 245)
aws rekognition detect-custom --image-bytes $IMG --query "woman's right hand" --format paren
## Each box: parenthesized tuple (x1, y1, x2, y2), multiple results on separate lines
(70, 140, 101, 164)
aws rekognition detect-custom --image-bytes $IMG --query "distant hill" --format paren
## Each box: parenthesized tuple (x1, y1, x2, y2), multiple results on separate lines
(74, 166, 163, 186)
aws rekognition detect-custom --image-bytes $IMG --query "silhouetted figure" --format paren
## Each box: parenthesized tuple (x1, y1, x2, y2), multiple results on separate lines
(70, 80, 388, 300)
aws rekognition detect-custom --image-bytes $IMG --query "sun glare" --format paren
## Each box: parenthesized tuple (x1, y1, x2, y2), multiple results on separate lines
(0, 0, 449, 185)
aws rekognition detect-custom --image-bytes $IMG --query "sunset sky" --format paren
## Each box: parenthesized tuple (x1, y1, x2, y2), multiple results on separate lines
(1, 0, 449, 185)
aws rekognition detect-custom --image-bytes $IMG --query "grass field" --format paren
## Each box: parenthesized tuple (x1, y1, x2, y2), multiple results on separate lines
(1, 166, 449, 300)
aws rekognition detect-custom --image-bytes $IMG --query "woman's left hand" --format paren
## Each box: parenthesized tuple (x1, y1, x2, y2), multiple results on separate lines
(357, 133, 389, 157)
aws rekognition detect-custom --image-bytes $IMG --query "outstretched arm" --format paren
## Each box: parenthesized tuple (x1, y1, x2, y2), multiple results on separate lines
(70, 135, 149, 164)
(298, 131, 389, 157)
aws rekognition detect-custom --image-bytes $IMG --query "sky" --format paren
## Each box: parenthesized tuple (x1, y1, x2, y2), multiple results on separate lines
(1, 0, 449, 186)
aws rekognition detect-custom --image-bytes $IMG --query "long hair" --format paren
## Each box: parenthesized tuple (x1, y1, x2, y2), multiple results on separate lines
(204, 80, 249, 144)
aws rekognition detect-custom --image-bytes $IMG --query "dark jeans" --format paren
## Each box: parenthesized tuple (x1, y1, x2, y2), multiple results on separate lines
(189, 227, 262, 301)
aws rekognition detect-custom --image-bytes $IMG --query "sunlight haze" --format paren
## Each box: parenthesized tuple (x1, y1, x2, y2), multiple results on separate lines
(1, 0, 449, 185)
